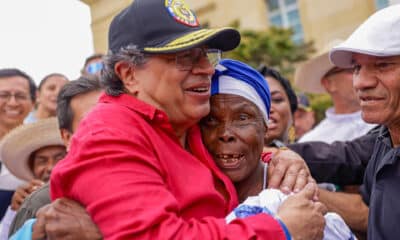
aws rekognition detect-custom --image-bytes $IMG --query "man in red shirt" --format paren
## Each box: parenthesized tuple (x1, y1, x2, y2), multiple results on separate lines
(36, 0, 325, 239)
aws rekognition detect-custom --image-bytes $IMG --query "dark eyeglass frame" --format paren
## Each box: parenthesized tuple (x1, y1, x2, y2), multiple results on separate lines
(0, 91, 30, 102)
(155, 47, 221, 71)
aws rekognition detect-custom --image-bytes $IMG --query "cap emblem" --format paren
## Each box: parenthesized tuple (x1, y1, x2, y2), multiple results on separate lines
(165, 0, 199, 27)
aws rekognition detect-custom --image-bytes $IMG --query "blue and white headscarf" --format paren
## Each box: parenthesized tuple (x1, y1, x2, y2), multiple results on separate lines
(211, 59, 271, 125)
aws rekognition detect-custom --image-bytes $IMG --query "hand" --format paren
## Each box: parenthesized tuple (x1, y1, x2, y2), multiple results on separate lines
(276, 183, 327, 240)
(33, 198, 102, 240)
(267, 148, 316, 196)
(11, 179, 44, 210)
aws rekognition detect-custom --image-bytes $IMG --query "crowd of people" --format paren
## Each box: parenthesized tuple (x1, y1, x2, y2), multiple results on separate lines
(0, 0, 399, 239)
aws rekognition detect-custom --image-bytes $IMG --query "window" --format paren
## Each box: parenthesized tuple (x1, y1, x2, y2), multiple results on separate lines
(266, 0, 304, 43)
(375, 0, 389, 10)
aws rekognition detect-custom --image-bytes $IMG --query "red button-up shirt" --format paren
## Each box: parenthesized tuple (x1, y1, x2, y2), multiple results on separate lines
(51, 93, 286, 239)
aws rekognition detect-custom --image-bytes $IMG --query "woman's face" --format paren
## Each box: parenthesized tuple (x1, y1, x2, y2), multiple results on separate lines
(264, 76, 293, 144)
(37, 75, 68, 114)
(200, 94, 266, 183)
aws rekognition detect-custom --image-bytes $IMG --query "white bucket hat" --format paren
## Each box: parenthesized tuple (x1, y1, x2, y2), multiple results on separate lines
(0, 117, 64, 181)
(294, 39, 344, 94)
(330, 4, 400, 68)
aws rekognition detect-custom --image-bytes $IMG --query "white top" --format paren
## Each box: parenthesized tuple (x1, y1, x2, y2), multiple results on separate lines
(0, 207, 15, 240)
(0, 166, 24, 191)
(298, 108, 376, 143)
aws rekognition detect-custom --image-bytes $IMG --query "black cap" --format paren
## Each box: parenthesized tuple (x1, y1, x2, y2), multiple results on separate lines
(108, 0, 241, 54)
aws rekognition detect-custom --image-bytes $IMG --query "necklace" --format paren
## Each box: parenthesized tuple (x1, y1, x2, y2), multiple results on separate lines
(262, 162, 268, 190)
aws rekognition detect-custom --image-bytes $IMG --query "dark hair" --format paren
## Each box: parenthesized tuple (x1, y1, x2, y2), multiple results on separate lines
(101, 44, 148, 96)
(83, 53, 104, 68)
(0, 68, 37, 103)
(57, 76, 102, 132)
(38, 73, 68, 90)
(258, 65, 298, 114)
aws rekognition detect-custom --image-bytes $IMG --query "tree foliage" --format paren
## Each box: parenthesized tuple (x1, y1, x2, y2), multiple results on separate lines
(224, 26, 314, 77)
(224, 25, 332, 123)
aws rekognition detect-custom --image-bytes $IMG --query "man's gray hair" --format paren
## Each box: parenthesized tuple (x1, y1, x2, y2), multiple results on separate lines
(101, 45, 148, 96)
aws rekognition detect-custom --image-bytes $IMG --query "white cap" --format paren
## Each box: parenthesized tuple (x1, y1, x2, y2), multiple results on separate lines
(330, 4, 400, 68)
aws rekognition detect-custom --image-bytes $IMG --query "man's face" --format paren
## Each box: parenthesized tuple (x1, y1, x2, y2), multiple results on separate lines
(0, 76, 34, 129)
(31, 145, 67, 182)
(322, 68, 360, 109)
(132, 47, 215, 131)
(60, 90, 101, 150)
(294, 108, 315, 139)
(70, 90, 102, 133)
(83, 58, 103, 77)
(352, 53, 400, 128)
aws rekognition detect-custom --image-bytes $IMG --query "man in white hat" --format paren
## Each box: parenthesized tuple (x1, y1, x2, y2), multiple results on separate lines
(329, 4, 400, 239)
(0, 117, 67, 240)
(295, 40, 375, 143)
(7, 77, 102, 239)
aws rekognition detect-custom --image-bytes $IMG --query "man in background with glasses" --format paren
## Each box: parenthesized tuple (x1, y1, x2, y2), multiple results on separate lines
(295, 40, 375, 144)
(33, 0, 325, 239)
(0, 68, 35, 228)
(81, 53, 104, 78)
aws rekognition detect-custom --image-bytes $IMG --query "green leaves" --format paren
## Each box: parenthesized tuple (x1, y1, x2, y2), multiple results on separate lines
(224, 26, 314, 78)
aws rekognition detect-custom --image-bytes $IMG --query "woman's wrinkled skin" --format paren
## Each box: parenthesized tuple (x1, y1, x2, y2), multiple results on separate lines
(201, 94, 267, 201)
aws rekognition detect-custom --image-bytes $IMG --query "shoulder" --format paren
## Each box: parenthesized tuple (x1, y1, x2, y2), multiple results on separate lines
(19, 184, 50, 213)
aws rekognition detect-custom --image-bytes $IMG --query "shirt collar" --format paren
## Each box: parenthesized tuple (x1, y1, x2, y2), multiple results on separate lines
(99, 93, 162, 121)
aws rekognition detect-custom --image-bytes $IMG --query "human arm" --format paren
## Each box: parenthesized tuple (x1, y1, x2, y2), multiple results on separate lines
(49, 126, 290, 240)
(37, 185, 326, 240)
(318, 189, 368, 232)
(288, 127, 380, 185)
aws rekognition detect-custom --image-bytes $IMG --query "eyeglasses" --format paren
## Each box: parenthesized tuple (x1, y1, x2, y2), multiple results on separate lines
(158, 48, 221, 71)
(0, 91, 30, 102)
(86, 62, 103, 74)
(324, 67, 353, 78)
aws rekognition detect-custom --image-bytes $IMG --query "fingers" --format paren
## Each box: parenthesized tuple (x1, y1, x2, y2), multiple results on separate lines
(267, 149, 312, 194)
(33, 204, 52, 240)
(314, 201, 328, 216)
(11, 187, 30, 210)
(298, 183, 318, 200)
(293, 168, 309, 193)
(32, 217, 47, 240)
(267, 161, 286, 190)
(279, 163, 304, 193)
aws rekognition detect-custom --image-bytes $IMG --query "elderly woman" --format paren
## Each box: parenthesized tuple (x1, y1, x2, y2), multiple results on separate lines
(0, 118, 66, 240)
(202, 59, 355, 240)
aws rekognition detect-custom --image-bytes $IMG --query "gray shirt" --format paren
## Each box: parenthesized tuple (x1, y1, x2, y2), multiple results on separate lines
(8, 183, 50, 237)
